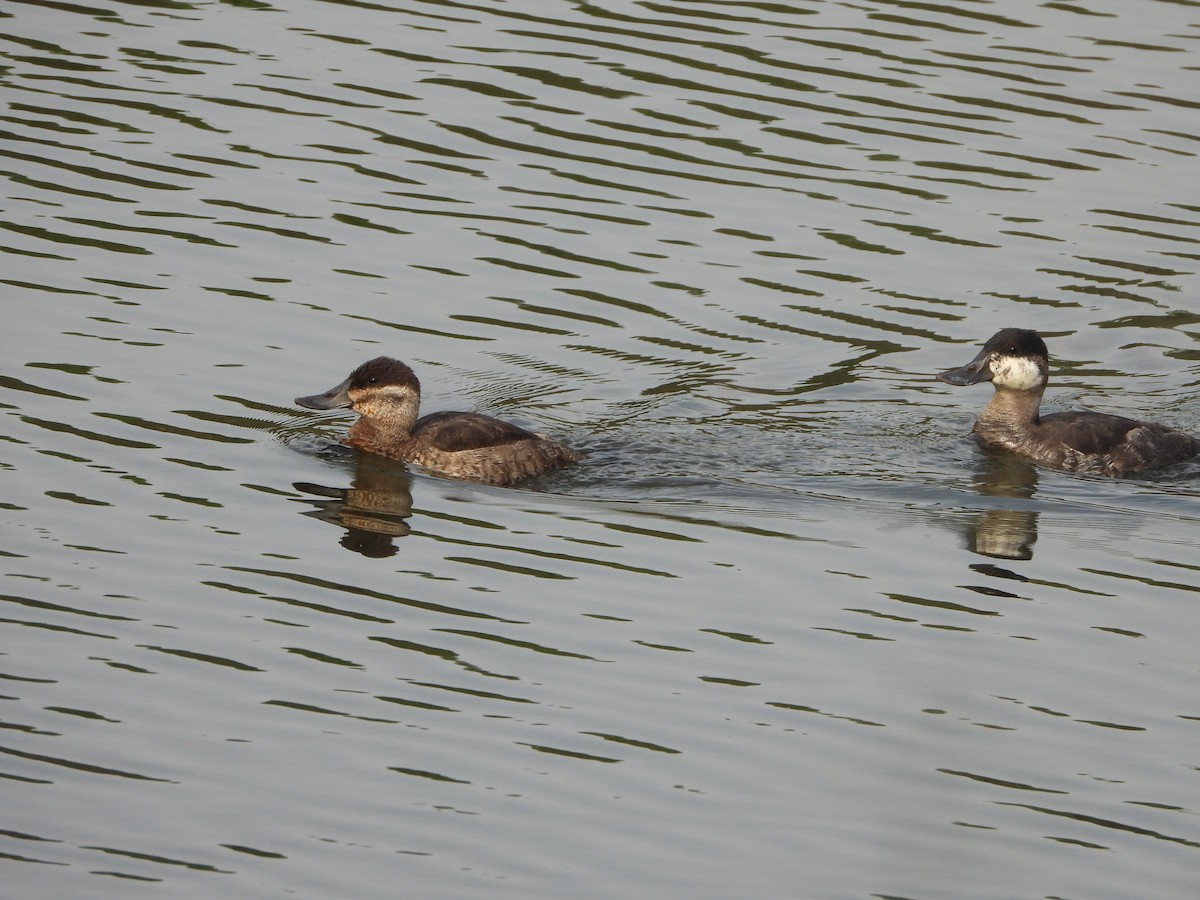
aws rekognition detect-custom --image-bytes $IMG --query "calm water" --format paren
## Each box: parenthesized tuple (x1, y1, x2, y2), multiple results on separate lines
(3, 1, 1199, 897)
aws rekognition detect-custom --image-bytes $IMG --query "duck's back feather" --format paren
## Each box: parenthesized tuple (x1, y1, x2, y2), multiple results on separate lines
(414, 411, 539, 452)
(1039, 411, 1141, 455)
(1037, 411, 1199, 474)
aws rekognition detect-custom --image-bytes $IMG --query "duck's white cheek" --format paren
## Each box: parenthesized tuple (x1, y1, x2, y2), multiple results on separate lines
(991, 357, 1043, 390)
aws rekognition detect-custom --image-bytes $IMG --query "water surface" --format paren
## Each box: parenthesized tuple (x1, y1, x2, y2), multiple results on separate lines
(3, 1, 1199, 897)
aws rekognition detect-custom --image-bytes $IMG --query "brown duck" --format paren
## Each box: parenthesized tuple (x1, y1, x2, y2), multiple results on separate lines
(296, 357, 583, 485)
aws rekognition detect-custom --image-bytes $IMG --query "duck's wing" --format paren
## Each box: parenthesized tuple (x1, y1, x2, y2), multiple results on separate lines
(1040, 411, 1141, 456)
(414, 411, 539, 452)
(1044, 411, 1199, 472)
(1110, 422, 1200, 472)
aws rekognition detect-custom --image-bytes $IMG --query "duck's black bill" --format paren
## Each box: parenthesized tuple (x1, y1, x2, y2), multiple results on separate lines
(296, 376, 353, 410)
(936, 348, 993, 386)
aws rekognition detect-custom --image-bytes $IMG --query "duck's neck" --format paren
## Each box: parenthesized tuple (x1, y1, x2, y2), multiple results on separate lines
(347, 394, 421, 447)
(974, 386, 1044, 442)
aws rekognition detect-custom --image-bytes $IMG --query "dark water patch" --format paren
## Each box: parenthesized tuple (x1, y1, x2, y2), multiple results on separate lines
(0, 745, 174, 783)
(220, 565, 524, 623)
(434, 628, 601, 661)
(0, 375, 88, 402)
(139, 646, 263, 672)
(261, 698, 397, 724)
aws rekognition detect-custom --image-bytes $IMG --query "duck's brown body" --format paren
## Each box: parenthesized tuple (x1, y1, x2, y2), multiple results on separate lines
(970, 404, 1198, 476)
(297, 357, 583, 485)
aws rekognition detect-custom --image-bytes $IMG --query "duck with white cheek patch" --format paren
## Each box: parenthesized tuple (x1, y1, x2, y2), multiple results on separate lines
(937, 328, 1199, 476)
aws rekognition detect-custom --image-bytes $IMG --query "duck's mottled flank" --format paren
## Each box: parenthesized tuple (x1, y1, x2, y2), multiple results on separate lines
(938, 328, 1199, 475)
(296, 356, 583, 485)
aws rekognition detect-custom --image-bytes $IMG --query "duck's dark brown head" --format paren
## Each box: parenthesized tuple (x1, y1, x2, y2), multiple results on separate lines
(296, 357, 421, 413)
(938, 328, 1049, 391)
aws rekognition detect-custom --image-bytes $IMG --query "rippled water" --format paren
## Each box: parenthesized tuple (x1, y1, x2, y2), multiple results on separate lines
(4, 1, 1199, 897)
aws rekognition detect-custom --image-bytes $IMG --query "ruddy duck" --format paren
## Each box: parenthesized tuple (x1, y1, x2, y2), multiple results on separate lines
(296, 357, 584, 485)
(938, 328, 1198, 475)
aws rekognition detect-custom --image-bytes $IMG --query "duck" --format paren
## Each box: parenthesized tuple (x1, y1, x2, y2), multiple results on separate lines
(296, 356, 584, 485)
(937, 328, 1199, 475)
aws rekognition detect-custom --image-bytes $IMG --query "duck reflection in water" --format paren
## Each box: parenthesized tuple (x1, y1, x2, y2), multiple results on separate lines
(295, 356, 584, 485)
(293, 457, 414, 558)
(965, 451, 1040, 561)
